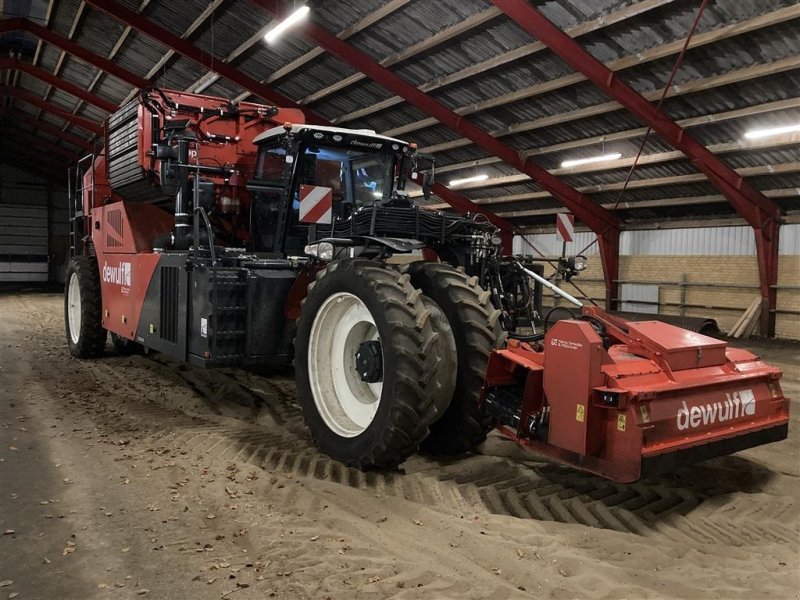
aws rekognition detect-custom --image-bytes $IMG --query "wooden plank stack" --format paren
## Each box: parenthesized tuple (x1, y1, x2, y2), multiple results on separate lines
(729, 297, 762, 338)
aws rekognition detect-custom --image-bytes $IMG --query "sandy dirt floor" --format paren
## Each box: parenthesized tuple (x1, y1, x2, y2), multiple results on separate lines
(0, 292, 798, 600)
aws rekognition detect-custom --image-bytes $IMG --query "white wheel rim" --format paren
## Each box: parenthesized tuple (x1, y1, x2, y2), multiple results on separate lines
(308, 292, 383, 438)
(67, 272, 82, 344)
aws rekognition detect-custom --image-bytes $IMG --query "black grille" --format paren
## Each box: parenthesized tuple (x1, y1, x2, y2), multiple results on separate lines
(160, 266, 179, 343)
(106, 100, 169, 204)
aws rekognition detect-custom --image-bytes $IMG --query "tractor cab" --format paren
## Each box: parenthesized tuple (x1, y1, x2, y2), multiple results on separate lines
(248, 124, 429, 256)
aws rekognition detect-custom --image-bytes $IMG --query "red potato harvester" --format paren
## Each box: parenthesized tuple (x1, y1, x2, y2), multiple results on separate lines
(65, 88, 790, 482)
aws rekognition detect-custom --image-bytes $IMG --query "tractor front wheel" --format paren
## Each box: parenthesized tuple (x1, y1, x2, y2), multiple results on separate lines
(65, 256, 107, 358)
(295, 260, 446, 469)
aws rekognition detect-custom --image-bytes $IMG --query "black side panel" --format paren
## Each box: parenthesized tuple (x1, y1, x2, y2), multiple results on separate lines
(135, 253, 189, 360)
(160, 266, 180, 343)
(188, 267, 249, 365)
(246, 270, 296, 360)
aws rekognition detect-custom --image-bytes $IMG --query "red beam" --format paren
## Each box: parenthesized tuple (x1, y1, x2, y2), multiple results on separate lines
(1, 11, 521, 249)
(0, 141, 71, 168)
(248, 2, 620, 234)
(251, 0, 621, 293)
(2, 131, 83, 162)
(83, 1, 322, 120)
(0, 59, 118, 112)
(1, 87, 103, 135)
(492, 0, 782, 333)
(0, 18, 149, 90)
(1, 109, 95, 152)
(76, 2, 511, 236)
(431, 182, 517, 234)
(0, 149, 69, 177)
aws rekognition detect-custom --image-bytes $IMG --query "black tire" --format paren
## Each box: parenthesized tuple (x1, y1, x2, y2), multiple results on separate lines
(111, 332, 142, 355)
(295, 260, 441, 469)
(65, 256, 107, 358)
(408, 262, 505, 455)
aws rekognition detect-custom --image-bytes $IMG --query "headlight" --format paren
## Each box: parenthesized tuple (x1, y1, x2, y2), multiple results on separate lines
(569, 255, 587, 271)
(304, 242, 335, 261)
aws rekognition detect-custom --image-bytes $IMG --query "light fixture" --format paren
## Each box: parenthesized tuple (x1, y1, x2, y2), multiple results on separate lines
(264, 5, 310, 44)
(449, 173, 489, 187)
(560, 153, 622, 168)
(744, 123, 800, 140)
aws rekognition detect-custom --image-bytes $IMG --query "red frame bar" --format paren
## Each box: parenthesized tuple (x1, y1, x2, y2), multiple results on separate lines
(3, 130, 83, 162)
(251, 0, 622, 301)
(492, 0, 782, 334)
(4, 109, 95, 152)
(0, 148, 70, 176)
(30, 4, 516, 241)
(0, 59, 118, 112)
(0, 18, 150, 89)
(1, 10, 532, 264)
(84, 1, 317, 118)
(1, 87, 103, 135)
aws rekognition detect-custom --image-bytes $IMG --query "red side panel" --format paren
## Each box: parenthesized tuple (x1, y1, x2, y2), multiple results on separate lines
(91, 200, 173, 337)
(96, 253, 161, 339)
(543, 320, 605, 456)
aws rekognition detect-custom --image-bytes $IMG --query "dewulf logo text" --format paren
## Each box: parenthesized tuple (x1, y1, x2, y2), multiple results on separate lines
(102, 261, 131, 287)
(676, 389, 756, 431)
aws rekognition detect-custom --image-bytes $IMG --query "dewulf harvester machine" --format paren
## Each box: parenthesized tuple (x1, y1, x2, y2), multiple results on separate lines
(65, 89, 789, 482)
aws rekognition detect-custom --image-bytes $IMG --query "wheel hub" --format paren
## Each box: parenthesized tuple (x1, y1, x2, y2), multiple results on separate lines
(355, 340, 383, 383)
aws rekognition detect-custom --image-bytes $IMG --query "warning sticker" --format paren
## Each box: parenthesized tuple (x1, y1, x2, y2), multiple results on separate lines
(617, 414, 626, 432)
(575, 404, 585, 423)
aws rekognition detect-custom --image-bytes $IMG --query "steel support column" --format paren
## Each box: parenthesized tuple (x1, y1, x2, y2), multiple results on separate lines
(493, 0, 783, 335)
(251, 0, 621, 304)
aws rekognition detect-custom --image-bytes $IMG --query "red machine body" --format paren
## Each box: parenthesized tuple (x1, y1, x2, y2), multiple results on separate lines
(482, 307, 790, 482)
(77, 90, 304, 341)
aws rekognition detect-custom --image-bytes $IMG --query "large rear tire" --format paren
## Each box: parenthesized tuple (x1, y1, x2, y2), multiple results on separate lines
(295, 260, 447, 469)
(65, 256, 107, 358)
(408, 262, 505, 455)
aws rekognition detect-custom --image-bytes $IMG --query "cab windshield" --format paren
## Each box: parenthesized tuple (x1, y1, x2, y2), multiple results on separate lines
(298, 144, 394, 212)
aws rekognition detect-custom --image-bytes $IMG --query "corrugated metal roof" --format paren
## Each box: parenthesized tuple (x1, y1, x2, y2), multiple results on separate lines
(1, 0, 797, 227)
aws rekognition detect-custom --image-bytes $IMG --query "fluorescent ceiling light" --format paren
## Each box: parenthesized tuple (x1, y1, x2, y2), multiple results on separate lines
(264, 5, 310, 44)
(744, 123, 800, 140)
(560, 153, 622, 168)
(449, 173, 489, 187)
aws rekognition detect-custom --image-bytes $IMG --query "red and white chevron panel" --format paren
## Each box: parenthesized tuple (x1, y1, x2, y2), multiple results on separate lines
(555, 213, 574, 243)
(298, 184, 333, 224)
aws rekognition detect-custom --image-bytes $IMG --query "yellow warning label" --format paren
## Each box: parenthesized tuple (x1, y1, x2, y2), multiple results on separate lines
(149, 323, 155, 334)
(617, 414, 626, 432)
(575, 404, 585, 423)
(639, 405, 650, 423)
